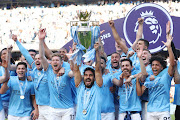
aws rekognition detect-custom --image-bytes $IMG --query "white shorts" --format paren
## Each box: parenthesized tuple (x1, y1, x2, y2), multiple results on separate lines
(49, 107, 75, 120)
(101, 112, 115, 120)
(8, 115, 30, 120)
(38, 105, 51, 120)
(119, 112, 141, 120)
(141, 101, 148, 120)
(147, 111, 171, 120)
(0, 109, 5, 120)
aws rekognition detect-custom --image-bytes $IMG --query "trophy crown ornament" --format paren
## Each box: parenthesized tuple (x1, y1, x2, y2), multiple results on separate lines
(77, 11, 92, 21)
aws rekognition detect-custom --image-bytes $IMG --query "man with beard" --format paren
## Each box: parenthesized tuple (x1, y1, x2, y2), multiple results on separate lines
(108, 18, 148, 70)
(74, 42, 103, 120)
(39, 29, 74, 120)
(100, 56, 115, 120)
(136, 33, 175, 120)
(111, 58, 142, 120)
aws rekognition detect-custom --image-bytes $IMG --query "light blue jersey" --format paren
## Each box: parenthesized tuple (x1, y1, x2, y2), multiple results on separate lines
(62, 61, 70, 70)
(111, 69, 140, 110)
(76, 82, 101, 120)
(62, 62, 77, 105)
(118, 78, 141, 113)
(16, 40, 35, 68)
(174, 61, 180, 105)
(7, 76, 34, 117)
(100, 73, 115, 113)
(0, 71, 3, 111)
(31, 68, 49, 106)
(47, 66, 74, 108)
(128, 47, 140, 71)
(144, 71, 173, 112)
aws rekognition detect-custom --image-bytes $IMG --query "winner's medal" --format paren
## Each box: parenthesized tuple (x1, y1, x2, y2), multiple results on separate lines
(82, 109, 87, 115)
(20, 95, 25, 99)
(17, 78, 28, 100)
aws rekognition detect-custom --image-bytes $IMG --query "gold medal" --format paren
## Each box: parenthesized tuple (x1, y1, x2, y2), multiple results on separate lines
(82, 109, 87, 115)
(20, 95, 25, 99)
(56, 76, 59, 80)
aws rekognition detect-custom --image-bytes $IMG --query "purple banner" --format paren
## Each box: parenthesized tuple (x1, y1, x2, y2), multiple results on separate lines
(63, 3, 180, 56)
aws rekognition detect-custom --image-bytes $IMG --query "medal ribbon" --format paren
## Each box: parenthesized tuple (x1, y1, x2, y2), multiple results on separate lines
(83, 88, 91, 110)
(17, 78, 28, 98)
(54, 75, 62, 97)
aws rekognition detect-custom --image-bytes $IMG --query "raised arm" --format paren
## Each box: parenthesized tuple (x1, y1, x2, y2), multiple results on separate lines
(162, 34, 175, 76)
(94, 42, 103, 87)
(74, 63, 82, 87)
(0, 82, 9, 94)
(0, 48, 10, 83)
(136, 73, 146, 96)
(38, 29, 49, 71)
(174, 62, 180, 84)
(131, 18, 144, 51)
(108, 20, 128, 54)
(137, 49, 148, 82)
(12, 34, 34, 66)
(43, 41, 53, 60)
(7, 45, 16, 71)
(112, 73, 123, 87)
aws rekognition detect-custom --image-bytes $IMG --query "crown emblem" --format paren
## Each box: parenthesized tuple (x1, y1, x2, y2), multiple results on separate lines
(77, 11, 91, 21)
(140, 11, 154, 18)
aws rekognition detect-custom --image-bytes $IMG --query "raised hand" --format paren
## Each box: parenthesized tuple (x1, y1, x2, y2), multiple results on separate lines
(94, 42, 99, 51)
(100, 30, 105, 35)
(12, 34, 17, 42)
(127, 51, 134, 58)
(108, 20, 115, 28)
(166, 21, 171, 35)
(162, 34, 173, 48)
(57, 67, 65, 76)
(7, 45, 13, 52)
(137, 48, 143, 58)
(138, 18, 144, 25)
(2, 59, 8, 68)
(38, 28, 46, 41)
(124, 77, 132, 88)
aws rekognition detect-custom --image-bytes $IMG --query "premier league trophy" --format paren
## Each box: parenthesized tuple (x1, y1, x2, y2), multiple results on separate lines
(70, 11, 100, 65)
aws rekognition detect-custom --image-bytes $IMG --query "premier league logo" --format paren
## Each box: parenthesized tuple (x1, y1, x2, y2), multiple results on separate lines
(123, 3, 173, 53)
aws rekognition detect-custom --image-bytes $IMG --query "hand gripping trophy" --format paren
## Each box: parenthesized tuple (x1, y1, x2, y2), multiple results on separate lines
(70, 11, 100, 65)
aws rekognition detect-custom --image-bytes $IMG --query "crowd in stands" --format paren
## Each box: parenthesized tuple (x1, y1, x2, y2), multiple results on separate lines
(0, 1, 179, 47)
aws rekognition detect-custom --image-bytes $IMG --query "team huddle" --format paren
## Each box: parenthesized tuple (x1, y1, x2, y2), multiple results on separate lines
(0, 18, 179, 120)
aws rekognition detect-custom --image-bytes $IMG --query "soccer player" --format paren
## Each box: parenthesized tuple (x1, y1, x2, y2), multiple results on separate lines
(100, 56, 115, 120)
(136, 33, 175, 120)
(74, 42, 103, 120)
(173, 55, 180, 120)
(38, 28, 74, 120)
(0, 48, 10, 120)
(112, 58, 142, 120)
(0, 59, 38, 119)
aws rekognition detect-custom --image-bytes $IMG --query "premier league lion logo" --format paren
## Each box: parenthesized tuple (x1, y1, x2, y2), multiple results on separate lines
(123, 3, 173, 53)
